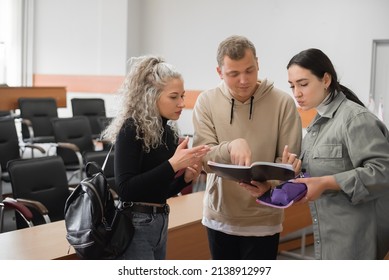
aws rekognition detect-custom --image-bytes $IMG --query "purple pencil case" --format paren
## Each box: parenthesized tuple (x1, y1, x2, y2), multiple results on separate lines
(256, 173, 308, 208)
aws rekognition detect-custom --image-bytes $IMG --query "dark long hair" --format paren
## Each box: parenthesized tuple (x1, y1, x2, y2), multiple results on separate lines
(287, 48, 365, 107)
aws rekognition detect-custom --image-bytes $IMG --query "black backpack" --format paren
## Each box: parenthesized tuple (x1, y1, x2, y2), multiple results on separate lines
(64, 149, 134, 259)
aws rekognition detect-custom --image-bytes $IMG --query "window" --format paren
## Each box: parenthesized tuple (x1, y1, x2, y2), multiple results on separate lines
(0, 0, 33, 86)
(370, 39, 389, 128)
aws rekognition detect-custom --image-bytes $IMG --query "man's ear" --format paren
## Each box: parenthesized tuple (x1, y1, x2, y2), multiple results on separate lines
(216, 66, 223, 79)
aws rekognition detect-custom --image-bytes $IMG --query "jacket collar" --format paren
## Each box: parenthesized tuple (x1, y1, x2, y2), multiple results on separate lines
(317, 91, 346, 119)
(307, 91, 346, 132)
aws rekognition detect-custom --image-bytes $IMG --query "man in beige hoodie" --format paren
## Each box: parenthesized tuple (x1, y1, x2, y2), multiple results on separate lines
(192, 35, 302, 259)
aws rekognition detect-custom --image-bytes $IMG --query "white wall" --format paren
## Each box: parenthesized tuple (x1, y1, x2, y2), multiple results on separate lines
(139, 0, 389, 103)
(34, 0, 128, 75)
(139, 0, 389, 133)
(32, 0, 389, 133)
(34, 0, 130, 119)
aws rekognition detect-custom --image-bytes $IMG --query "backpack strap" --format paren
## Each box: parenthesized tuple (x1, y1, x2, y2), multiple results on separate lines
(101, 144, 114, 172)
(85, 145, 114, 177)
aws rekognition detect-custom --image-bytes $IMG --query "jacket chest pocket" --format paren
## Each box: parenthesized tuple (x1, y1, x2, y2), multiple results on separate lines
(311, 144, 345, 172)
(313, 144, 342, 159)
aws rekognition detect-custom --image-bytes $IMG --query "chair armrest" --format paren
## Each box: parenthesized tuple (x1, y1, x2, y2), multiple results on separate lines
(57, 142, 80, 152)
(19, 118, 35, 141)
(56, 142, 83, 169)
(2, 197, 34, 221)
(16, 198, 51, 224)
(1, 198, 35, 231)
(20, 118, 32, 127)
(52, 142, 84, 182)
(22, 144, 46, 154)
(16, 198, 49, 215)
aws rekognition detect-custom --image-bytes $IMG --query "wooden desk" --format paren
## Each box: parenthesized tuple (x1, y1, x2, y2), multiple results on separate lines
(281, 203, 312, 237)
(0, 218, 72, 260)
(279, 202, 314, 252)
(0, 87, 67, 110)
(0, 190, 312, 259)
(0, 191, 209, 260)
(166, 191, 209, 260)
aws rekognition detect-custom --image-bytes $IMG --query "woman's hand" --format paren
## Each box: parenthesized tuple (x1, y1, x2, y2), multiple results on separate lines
(183, 163, 202, 183)
(168, 136, 210, 172)
(293, 175, 339, 203)
(282, 145, 301, 175)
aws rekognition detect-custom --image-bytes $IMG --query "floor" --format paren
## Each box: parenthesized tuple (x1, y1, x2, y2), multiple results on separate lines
(277, 226, 315, 260)
(277, 245, 315, 260)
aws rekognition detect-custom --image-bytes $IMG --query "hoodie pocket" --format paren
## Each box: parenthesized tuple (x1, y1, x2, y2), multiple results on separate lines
(206, 173, 222, 212)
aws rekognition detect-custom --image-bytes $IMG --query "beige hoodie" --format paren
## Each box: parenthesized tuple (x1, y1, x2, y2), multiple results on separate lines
(192, 79, 302, 236)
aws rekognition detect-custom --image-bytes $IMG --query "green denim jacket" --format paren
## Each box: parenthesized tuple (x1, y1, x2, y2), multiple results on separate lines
(301, 92, 389, 259)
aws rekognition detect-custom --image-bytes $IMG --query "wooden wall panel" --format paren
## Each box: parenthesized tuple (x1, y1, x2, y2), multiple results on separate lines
(33, 74, 124, 94)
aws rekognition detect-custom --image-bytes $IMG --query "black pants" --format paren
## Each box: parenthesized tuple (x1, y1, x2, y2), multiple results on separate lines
(206, 227, 279, 260)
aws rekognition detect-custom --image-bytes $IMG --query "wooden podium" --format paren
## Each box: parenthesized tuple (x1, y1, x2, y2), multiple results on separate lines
(0, 87, 67, 110)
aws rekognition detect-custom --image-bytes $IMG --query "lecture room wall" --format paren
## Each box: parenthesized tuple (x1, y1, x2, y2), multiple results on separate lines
(33, 0, 389, 135)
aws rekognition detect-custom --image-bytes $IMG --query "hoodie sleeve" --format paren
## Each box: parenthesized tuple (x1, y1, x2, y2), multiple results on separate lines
(192, 90, 231, 170)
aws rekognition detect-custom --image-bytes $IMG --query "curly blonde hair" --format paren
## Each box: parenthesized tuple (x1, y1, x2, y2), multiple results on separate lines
(101, 55, 183, 152)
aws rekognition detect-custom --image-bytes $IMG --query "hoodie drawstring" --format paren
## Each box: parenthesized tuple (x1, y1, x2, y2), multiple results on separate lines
(229, 98, 235, 124)
(249, 96, 254, 120)
(229, 96, 254, 124)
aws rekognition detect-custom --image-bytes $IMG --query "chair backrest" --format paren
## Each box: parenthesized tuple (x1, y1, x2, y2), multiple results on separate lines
(0, 117, 21, 172)
(7, 156, 70, 228)
(51, 116, 95, 165)
(97, 116, 112, 133)
(97, 116, 113, 150)
(18, 97, 58, 142)
(71, 98, 106, 138)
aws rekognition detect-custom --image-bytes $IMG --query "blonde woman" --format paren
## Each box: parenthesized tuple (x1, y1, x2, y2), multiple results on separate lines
(102, 55, 209, 259)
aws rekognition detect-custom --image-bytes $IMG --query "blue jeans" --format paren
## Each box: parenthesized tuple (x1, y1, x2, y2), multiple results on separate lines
(116, 211, 169, 260)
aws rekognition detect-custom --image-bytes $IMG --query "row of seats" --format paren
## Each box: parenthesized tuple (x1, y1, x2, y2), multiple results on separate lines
(0, 97, 115, 232)
(0, 96, 201, 234)
(19, 97, 108, 143)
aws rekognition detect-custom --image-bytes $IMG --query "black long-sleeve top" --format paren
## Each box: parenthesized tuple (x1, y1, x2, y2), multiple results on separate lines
(114, 118, 189, 203)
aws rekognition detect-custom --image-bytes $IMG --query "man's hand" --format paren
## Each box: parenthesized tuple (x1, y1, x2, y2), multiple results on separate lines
(228, 138, 252, 166)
